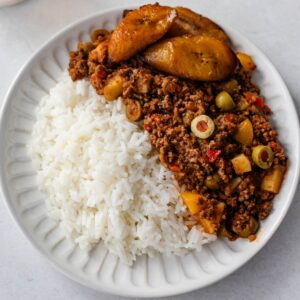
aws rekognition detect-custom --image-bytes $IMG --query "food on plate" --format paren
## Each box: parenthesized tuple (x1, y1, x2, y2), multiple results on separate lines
(231, 154, 252, 174)
(143, 35, 238, 81)
(198, 202, 225, 234)
(215, 91, 236, 111)
(252, 145, 274, 169)
(125, 99, 143, 121)
(103, 74, 124, 101)
(28, 4, 288, 265)
(191, 114, 215, 139)
(221, 79, 239, 94)
(108, 4, 177, 62)
(224, 177, 242, 196)
(166, 6, 230, 42)
(236, 51, 256, 71)
(67, 4, 287, 242)
(234, 118, 253, 145)
(205, 174, 220, 190)
(90, 29, 110, 42)
(69, 5, 288, 241)
(261, 165, 285, 193)
(180, 191, 203, 215)
(235, 216, 258, 238)
(28, 74, 215, 265)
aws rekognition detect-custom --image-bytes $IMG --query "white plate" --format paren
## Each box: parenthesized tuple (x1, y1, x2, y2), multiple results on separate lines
(0, 6, 299, 298)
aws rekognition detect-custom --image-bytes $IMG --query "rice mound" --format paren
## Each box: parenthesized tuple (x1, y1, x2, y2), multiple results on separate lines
(28, 73, 215, 264)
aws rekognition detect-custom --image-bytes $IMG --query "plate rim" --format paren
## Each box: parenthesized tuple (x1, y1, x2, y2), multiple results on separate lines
(0, 5, 300, 298)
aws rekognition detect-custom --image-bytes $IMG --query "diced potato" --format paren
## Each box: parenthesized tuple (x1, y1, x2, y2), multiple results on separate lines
(143, 35, 238, 81)
(199, 218, 215, 234)
(199, 202, 225, 234)
(261, 165, 285, 193)
(180, 192, 202, 215)
(103, 75, 123, 101)
(231, 154, 252, 174)
(108, 4, 177, 62)
(236, 52, 256, 72)
(166, 7, 230, 43)
(234, 118, 253, 146)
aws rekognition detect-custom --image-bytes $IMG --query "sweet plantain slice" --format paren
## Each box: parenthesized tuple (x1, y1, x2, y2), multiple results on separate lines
(144, 35, 238, 81)
(108, 4, 177, 62)
(166, 7, 230, 43)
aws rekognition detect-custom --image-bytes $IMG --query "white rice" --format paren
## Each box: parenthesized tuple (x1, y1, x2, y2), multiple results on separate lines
(28, 73, 215, 265)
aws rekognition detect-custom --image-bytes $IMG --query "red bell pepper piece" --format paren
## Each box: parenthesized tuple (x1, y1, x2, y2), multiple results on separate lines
(245, 92, 264, 107)
(255, 97, 264, 108)
(169, 164, 181, 172)
(96, 69, 106, 79)
(206, 149, 221, 163)
(143, 123, 151, 132)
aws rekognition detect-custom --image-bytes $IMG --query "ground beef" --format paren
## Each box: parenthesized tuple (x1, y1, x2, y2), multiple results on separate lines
(258, 201, 273, 220)
(69, 51, 89, 81)
(68, 36, 287, 241)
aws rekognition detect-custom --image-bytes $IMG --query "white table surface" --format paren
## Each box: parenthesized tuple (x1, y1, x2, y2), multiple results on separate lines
(0, 0, 300, 299)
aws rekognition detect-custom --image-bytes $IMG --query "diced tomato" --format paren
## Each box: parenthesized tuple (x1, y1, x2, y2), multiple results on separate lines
(169, 164, 181, 172)
(245, 92, 264, 108)
(96, 69, 106, 79)
(255, 97, 264, 108)
(245, 92, 257, 103)
(206, 149, 221, 163)
(143, 123, 151, 132)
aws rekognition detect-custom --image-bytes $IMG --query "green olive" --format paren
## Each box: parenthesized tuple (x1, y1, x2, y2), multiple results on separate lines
(239, 216, 259, 238)
(205, 174, 220, 190)
(191, 115, 215, 139)
(90, 29, 110, 42)
(230, 177, 242, 191)
(225, 177, 242, 196)
(218, 225, 234, 239)
(252, 145, 274, 169)
(250, 217, 259, 233)
(77, 41, 94, 53)
(125, 100, 142, 121)
(215, 91, 236, 111)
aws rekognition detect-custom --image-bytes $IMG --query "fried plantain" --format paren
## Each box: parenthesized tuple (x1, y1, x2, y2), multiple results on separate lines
(166, 7, 229, 43)
(108, 4, 177, 62)
(144, 35, 238, 81)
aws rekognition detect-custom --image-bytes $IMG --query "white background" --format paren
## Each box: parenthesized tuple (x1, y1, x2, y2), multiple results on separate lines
(0, 0, 300, 299)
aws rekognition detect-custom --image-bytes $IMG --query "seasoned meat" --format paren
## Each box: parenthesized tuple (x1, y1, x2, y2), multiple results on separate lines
(68, 28, 287, 241)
